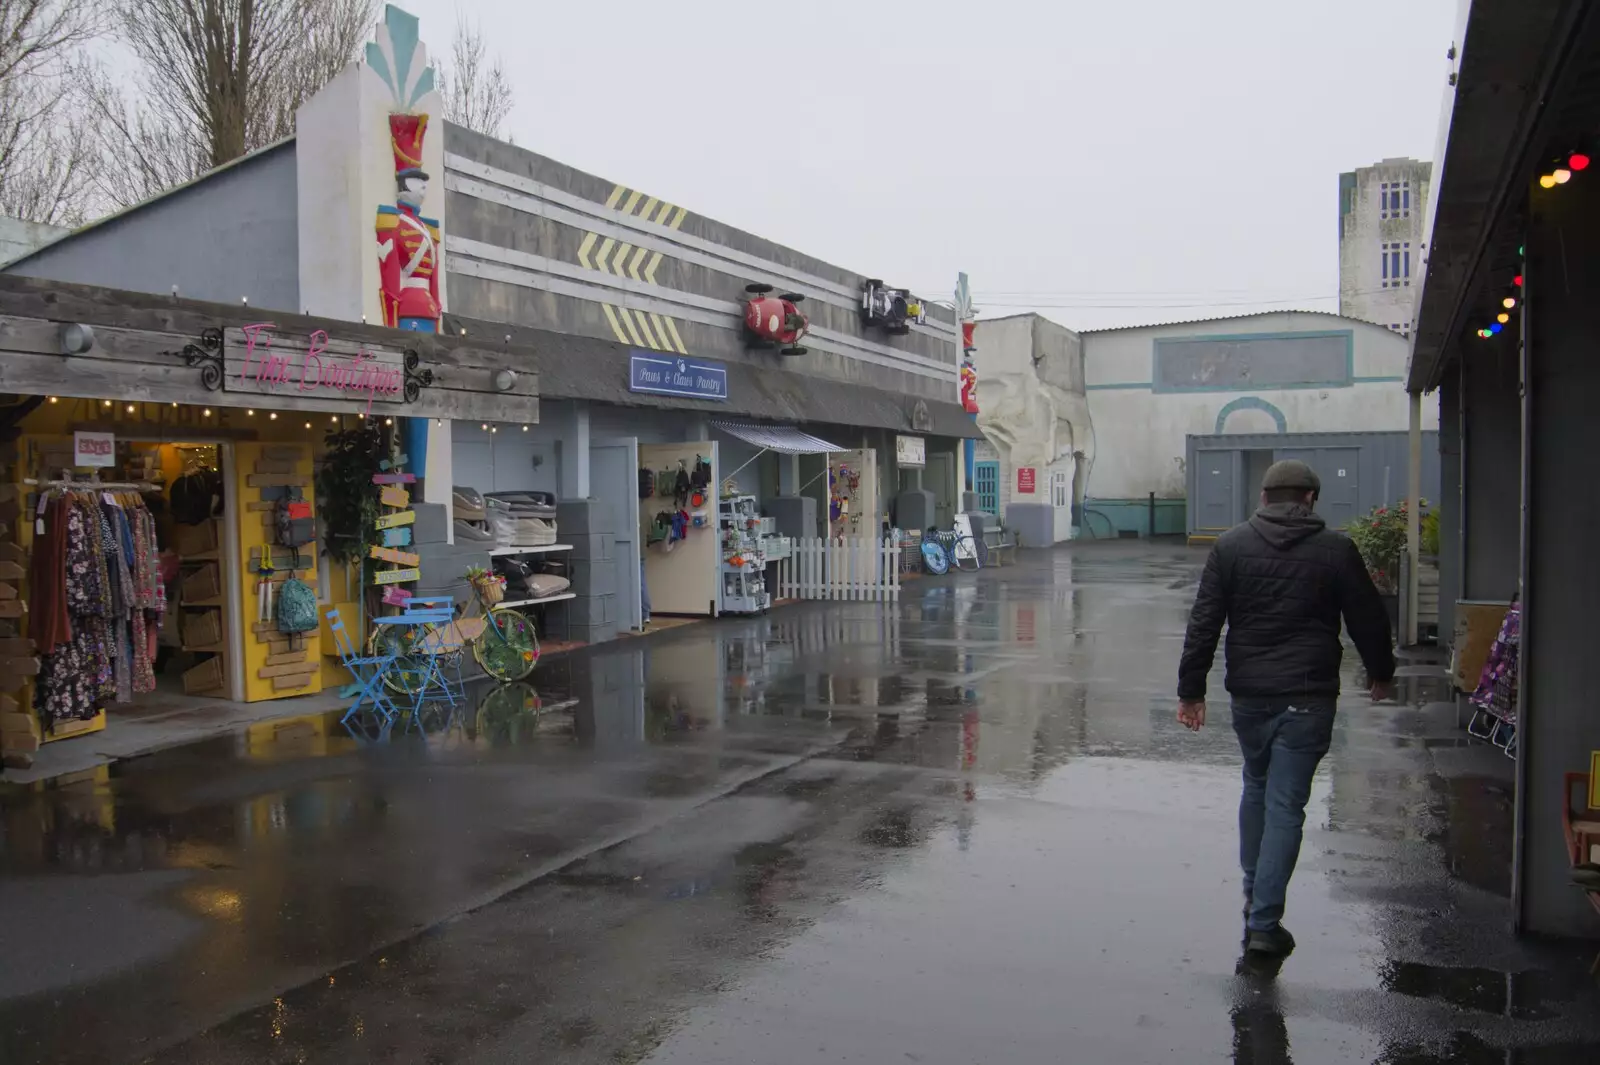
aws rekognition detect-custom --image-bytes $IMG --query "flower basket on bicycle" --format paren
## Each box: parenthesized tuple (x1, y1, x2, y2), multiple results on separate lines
(472, 573, 506, 605)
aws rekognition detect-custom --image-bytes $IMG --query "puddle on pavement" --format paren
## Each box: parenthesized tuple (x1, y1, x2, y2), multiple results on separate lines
(1377, 1030, 1600, 1064)
(1377, 961, 1582, 1021)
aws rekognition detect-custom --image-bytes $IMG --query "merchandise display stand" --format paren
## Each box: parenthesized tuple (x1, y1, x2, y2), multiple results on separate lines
(719, 494, 770, 614)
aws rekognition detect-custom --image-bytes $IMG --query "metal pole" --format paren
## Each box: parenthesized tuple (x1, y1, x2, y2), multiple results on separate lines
(1406, 389, 1422, 647)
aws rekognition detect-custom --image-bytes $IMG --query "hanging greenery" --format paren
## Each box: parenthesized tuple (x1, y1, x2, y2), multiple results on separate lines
(316, 422, 386, 567)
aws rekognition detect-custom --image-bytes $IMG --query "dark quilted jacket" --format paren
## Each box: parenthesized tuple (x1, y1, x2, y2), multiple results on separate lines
(1177, 504, 1395, 700)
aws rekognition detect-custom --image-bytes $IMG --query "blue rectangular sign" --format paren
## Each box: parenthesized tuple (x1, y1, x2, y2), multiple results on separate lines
(628, 351, 728, 401)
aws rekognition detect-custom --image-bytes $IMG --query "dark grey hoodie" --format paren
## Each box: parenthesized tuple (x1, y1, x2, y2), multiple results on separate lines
(1177, 502, 1396, 700)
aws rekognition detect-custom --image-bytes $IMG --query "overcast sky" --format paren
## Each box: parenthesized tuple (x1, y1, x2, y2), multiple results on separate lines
(402, 0, 1456, 331)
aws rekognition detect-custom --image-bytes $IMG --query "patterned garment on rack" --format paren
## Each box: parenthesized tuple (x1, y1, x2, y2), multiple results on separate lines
(1469, 602, 1520, 724)
(36, 498, 114, 726)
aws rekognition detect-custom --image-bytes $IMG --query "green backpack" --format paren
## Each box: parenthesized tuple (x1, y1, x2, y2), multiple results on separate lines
(276, 577, 318, 634)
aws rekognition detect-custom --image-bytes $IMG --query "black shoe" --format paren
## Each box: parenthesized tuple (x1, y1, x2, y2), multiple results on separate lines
(1245, 925, 1296, 958)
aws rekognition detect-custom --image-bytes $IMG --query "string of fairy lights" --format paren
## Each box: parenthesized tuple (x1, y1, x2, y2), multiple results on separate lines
(1476, 149, 1590, 339)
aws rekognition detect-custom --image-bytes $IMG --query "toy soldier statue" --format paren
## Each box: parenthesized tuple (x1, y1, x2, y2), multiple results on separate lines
(376, 114, 442, 333)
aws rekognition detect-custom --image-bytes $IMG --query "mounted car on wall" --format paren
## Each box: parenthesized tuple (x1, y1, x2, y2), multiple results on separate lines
(742, 283, 809, 356)
(861, 280, 926, 335)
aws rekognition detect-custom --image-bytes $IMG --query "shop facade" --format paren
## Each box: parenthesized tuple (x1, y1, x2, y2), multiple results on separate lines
(1408, 0, 1600, 940)
(2, 4, 977, 649)
(0, 275, 538, 756)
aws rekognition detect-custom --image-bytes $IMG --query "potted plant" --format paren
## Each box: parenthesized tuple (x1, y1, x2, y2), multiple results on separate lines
(1346, 501, 1412, 632)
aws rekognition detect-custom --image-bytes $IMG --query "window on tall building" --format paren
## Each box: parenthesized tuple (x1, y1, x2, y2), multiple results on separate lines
(1381, 241, 1412, 288)
(1379, 180, 1413, 220)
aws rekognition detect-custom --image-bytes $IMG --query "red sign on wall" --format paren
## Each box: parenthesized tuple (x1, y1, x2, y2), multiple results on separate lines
(1017, 467, 1037, 494)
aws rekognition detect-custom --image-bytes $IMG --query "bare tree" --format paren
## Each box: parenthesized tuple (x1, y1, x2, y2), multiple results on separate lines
(0, 0, 107, 225)
(93, 0, 375, 209)
(437, 12, 512, 139)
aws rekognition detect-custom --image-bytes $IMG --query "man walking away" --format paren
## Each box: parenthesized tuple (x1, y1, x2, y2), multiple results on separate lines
(1176, 460, 1395, 957)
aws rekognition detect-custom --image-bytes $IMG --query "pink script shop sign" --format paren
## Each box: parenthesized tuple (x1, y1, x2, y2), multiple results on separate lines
(222, 324, 407, 412)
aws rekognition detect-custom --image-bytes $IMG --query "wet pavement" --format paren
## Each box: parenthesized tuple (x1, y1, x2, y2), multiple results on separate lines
(2, 541, 1597, 1064)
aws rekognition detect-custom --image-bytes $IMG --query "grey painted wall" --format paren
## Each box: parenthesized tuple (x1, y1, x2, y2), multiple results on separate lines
(3, 142, 301, 312)
(1460, 342, 1520, 602)
(1184, 430, 1440, 535)
(1520, 181, 1600, 938)
(1436, 365, 1461, 639)
(442, 123, 957, 402)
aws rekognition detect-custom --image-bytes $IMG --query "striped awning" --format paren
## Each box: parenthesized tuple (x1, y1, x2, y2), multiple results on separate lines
(710, 421, 846, 454)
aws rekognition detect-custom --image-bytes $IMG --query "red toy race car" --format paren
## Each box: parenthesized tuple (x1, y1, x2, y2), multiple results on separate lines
(743, 283, 809, 356)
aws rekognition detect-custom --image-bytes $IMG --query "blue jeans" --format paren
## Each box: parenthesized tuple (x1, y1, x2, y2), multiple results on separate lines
(1232, 696, 1336, 932)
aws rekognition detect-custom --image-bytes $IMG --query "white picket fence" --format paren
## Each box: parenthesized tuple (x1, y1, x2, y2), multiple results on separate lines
(777, 535, 902, 602)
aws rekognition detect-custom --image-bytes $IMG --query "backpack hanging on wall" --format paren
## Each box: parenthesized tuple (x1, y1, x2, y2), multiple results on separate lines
(276, 577, 318, 634)
(638, 468, 655, 499)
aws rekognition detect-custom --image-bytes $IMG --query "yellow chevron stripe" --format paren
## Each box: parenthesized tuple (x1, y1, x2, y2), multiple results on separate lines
(639, 196, 658, 220)
(601, 304, 629, 344)
(654, 201, 675, 224)
(627, 245, 648, 281)
(594, 237, 615, 274)
(577, 232, 596, 269)
(605, 186, 626, 209)
(669, 206, 687, 230)
(644, 251, 662, 284)
(662, 317, 688, 354)
(616, 307, 646, 347)
(622, 189, 642, 216)
(634, 310, 661, 349)
(613, 241, 633, 274)
(648, 313, 674, 351)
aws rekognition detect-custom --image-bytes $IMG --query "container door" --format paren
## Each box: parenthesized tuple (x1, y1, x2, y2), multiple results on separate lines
(1318, 448, 1361, 529)
(1194, 449, 1237, 532)
(591, 438, 642, 632)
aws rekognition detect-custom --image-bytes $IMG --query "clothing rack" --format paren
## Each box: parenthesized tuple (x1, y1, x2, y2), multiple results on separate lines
(25, 473, 161, 492)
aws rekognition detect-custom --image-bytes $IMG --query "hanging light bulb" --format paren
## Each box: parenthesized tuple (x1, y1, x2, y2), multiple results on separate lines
(1540, 173, 1558, 189)
(1554, 167, 1573, 184)
(1497, 313, 1509, 324)
(480, 423, 488, 431)
(384, 417, 393, 426)
(1490, 322, 1503, 334)
(1513, 274, 1523, 287)
(521, 424, 529, 432)
(48, 396, 58, 403)
(1570, 151, 1591, 171)
(305, 421, 312, 429)
(202, 408, 212, 417)
(269, 411, 278, 420)
(102, 399, 111, 407)
(1503, 296, 1517, 309)
(247, 409, 255, 416)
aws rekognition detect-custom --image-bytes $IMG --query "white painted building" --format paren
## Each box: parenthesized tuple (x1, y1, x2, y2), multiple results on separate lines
(970, 313, 1093, 547)
(1078, 310, 1435, 535)
(1338, 157, 1433, 335)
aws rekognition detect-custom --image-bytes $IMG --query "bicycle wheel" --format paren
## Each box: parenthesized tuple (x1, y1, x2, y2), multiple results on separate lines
(474, 606, 540, 682)
(368, 624, 434, 694)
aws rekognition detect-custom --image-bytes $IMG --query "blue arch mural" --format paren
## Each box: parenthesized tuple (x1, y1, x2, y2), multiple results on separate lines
(1214, 396, 1288, 435)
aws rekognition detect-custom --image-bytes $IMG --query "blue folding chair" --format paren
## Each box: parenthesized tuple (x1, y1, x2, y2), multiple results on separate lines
(326, 608, 402, 727)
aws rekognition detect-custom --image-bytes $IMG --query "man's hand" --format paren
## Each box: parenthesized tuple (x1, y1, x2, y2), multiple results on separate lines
(1369, 679, 1395, 703)
(1178, 700, 1207, 731)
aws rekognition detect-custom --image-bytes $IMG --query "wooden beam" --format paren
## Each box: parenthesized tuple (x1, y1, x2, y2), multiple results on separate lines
(272, 672, 315, 691)
(0, 601, 23, 619)
(0, 693, 16, 714)
(264, 650, 307, 667)
(253, 459, 297, 475)
(0, 543, 22, 564)
(372, 567, 419, 586)
(369, 546, 420, 566)
(379, 486, 410, 508)
(0, 583, 15, 600)
(246, 474, 308, 488)
(0, 637, 34, 656)
(372, 472, 416, 484)
(0, 561, 23, 580)
(374, 510, 415, 530)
